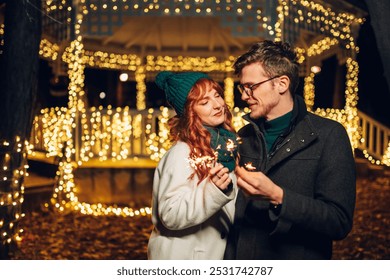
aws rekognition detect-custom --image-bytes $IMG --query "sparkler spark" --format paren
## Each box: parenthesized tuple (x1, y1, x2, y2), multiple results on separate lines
(187, 148, 218, 170)
(244, 162, 256, 171)
(187, 155, 216, 169)
(226, 138, 237, 152)
(187, 136, 239, 171)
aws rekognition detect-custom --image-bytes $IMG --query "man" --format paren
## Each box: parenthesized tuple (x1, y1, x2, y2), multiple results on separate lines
(224, 40, 356, 259)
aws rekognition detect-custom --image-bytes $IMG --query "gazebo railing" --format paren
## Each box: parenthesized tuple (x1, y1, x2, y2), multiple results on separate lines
(29, 107, 171, 162)
(29, 107, 390, 165)
(357, 110, 390, 162)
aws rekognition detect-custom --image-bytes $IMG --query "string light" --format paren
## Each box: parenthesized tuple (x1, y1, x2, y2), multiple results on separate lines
(145, 55, 235, 73)
(81, 50, 141, 71)
(146, 107, 171, 161)
(306, 37, 340, 57)
(0, 137, 28, 246)
(382, 142, 390, 167)
(39, 38, 59, 61)
(224, 76, 235, 109)
(295, 47, 306, 64)
(276, 0, 364, 51)
(304, 72, 315, 111)
(135, 66, 146, 110)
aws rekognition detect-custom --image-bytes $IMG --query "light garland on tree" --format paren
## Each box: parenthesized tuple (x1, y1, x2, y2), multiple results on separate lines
(0, 137, 28, 246)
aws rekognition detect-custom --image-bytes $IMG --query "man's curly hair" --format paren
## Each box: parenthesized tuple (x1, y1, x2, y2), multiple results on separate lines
(233, 40, 300, 94)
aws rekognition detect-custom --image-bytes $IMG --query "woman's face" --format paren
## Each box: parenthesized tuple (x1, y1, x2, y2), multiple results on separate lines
(193, 88, 226, 127)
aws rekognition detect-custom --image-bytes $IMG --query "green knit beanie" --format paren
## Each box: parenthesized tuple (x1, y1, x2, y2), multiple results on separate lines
(155, 71, 209, 116)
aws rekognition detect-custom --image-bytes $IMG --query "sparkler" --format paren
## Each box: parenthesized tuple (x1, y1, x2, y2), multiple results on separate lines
(187, 148, 218, 170)
(187, 136, 239, 171)
(187, 155, 216, 169)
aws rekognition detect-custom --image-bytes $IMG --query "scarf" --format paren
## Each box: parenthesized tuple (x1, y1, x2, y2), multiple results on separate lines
(205, 126, 238, 172)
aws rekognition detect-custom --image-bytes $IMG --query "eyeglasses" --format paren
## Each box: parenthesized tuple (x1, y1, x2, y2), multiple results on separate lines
(237, 76, 280, 97)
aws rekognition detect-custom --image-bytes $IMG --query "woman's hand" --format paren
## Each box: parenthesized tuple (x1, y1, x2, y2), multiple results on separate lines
(209, 163, 232, 191)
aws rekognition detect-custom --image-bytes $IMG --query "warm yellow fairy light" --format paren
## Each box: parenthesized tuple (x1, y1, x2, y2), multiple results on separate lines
(275, 1, 284, 41)
(135, 66, 146, 110)
(79, 106, 144, 162)
(36, 107, 71, 157)
(224, 76, 234, 110)
(145, 55, 235, 72)
(304, 72, 315, 111)
(294, 47, 306, 64)
(232, 107, 250, 132)
(146, 107, 171, 161)
(382, 142, 390, 166)
(307, 37, 339, 57)
(81, 50, 141, 71)
(39, 38, 59, 61)
(276, 0, 363, 50)
(0, 137, 28, 245)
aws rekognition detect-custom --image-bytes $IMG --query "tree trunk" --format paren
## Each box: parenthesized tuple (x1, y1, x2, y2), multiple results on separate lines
(0, 0, 41, 259)
(364, 0, 390, 91)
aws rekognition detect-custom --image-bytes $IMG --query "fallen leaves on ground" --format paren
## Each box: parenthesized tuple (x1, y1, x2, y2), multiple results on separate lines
(9, 173, 390, 260)
(332, 174, 390, 259)
(10, 209, 152, 260)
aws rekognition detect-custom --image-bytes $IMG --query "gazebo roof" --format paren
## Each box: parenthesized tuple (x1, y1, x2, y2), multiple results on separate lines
(83, 16, 258, 59)
(33, 0, 366, 61)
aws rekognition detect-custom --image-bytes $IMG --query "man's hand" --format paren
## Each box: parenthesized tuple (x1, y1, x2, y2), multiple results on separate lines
(235, 165, 283, 205)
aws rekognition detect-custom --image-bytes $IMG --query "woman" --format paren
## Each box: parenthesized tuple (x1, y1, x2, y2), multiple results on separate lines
(147, 71, 238, 260)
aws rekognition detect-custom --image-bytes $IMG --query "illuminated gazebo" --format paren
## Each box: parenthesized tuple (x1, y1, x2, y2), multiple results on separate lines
(3, 0, 390, 246)
(36, 0, 369, 156)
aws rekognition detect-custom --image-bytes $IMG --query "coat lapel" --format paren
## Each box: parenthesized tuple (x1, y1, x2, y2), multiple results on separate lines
(265, 116, 318, 173)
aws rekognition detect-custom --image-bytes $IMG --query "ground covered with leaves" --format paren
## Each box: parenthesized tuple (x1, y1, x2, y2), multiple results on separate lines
(9, 171, 390, 260)
(9, 210, 152, 260)
(332, 173, 390, 259)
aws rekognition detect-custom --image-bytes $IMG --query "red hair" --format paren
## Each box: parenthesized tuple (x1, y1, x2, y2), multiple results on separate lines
(168, 78, 236, 183)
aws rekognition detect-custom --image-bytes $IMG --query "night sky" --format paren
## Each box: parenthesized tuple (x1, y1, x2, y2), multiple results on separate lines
(355, 16, 390, 126)
(344, 1, 390, 127)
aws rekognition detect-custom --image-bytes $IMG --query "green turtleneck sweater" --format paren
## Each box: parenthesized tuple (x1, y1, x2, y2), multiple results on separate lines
(264, 111, 293, 152)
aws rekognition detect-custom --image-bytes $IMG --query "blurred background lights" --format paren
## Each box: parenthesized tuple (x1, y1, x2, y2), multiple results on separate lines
(119, 72, 128, 82)
(311, 65, 322, 74)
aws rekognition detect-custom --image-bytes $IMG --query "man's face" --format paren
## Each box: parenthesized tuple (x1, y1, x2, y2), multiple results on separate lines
(238, 62, 282, 120)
